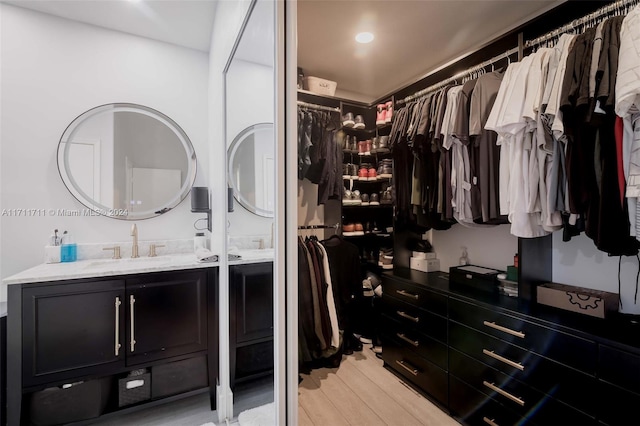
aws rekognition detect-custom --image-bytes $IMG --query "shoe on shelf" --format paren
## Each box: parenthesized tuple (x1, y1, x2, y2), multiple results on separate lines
(379, 248, 394, 269)
(342, 164, 350, 180)
(376, 104, 386, 126)
(371, 222, 381, 234)
(364, 139, 372, 156)
(377, 136, 390, 153)
(380, 186, 393, 205)
(358, 166, 369, 181)
(379, 165, 393, 179)
(368, 167, 377, 181)
(358, 140, 366, 156)
(343, 223, 356, 236)
(353, 115, 366, 130)
(342, 112, 355, 128)
(361, 193, 370, 206)
(343, 188, 356, 206)
(350, 163, 359, 179)
(370, 193, 380, 206)
(385, 101, 393, 124)
(354, 222, 365, 236)
(370, 137, 379, 154)
(351, 189, 362, 205)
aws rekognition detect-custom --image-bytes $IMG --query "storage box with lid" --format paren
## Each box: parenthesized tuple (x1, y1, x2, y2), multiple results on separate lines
(304, 76, 337, 96)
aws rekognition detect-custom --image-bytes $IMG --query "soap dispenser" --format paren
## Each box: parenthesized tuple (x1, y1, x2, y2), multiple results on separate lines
(60, 231, 77, 262)
(459, 247, 469, 266)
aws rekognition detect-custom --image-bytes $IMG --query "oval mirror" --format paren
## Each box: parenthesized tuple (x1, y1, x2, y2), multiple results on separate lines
(228, 123, 275, 218)
(57, 103, 197, 220)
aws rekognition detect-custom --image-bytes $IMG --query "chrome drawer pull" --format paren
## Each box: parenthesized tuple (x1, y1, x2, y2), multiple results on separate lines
(483, 321, 525, 339)
(483, 381, 525, 406)
(397, 310, 420, 323)
(396, 289, 419, 300)
(395, 360, 419, 376)
(130, 295, 136, 352)
(483, 417, 499, 426)
(115, 297, 121, 357)
(397, 333, 419, 347)
(483, 349, 525, 371)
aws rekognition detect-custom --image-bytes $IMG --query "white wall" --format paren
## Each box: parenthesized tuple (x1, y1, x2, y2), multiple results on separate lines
(430, 224, 517, 271)
(0, 5, 209, 300)
(226, 59, 274, 236)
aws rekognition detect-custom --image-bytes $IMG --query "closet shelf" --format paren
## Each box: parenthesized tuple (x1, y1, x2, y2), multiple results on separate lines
(342, 204, 393, 209)
(343, 177, 393, 182)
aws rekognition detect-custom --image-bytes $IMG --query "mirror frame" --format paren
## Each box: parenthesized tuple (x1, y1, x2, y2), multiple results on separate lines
(227, 122, 274, 218)
(57, 103, 197, 220)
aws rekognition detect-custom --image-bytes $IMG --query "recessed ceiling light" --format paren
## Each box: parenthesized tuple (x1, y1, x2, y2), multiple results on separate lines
(355, 32, 374, 44)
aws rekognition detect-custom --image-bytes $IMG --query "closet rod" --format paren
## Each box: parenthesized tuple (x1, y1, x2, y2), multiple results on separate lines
(525, 0, 639, 48)
(298, 223, 340, 230)
(297, 101, 341, 113)
(401, 46, 519, 104)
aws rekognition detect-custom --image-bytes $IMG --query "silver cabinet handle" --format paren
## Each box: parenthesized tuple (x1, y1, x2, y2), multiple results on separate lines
(395, 360, 418, 376)
(483, 321, 525, 339)
(115, 297, 122, 356)
(397, 310, 420, 323)
(483, 417, 499, 426)
(397, 332, 419, 347)
(483, 381, 525, 406)
(396, 289, 419, 300)
(483, 349, 524, 371)
(130, 295, 136, 352)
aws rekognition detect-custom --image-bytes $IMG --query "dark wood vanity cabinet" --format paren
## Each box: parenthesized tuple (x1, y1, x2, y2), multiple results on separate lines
(126, 271, 208, 365)
(8, 268, 217, 426)
(229, 262, 274, 388)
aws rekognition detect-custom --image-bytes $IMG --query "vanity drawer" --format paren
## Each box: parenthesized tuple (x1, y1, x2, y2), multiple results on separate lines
(381, 315, 447, 369)
(597, 379, 640, 425)
(450, 349, 596, 425)
(450, 375, 529, 426)
(382, 296, 447, 343)
(449, 324, 597, 417)
(382, 340, 448, 407)
(383, 277, 447, 316)
(449, 298, 596, 374)
(598, 345, 640, 394)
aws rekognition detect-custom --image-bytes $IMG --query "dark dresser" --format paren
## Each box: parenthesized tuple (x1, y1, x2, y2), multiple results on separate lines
(382, 268, 640, 426)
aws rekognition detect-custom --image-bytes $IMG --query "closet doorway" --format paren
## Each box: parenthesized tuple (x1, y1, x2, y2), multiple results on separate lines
(292, 1, 573, 425)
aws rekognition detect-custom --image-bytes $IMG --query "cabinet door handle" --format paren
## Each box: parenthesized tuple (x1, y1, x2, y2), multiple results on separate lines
(130, 295, 136, 352)
(483, 349, 524, 371)
(396, 289, 419, 300)
(483, 417, 499, 426)
(396, 310, 420, 323)
(115, 297, 122, 357)
(483, 321, 525, 339)
(396, 333, 419, 347)
(483, 381, 525, 406)
(395, 360, 419, 376)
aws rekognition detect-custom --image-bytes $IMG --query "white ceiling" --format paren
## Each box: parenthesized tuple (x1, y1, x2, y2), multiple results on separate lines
(3, 0, 217, 52)
(298, 0, 565, 102)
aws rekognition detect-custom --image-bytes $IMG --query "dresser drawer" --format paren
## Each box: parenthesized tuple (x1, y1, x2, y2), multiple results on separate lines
(383, 277, 448, 316)
(381, 315, 448, 369)
(449, 321, 597, 415)
(450, 375, 530, 426)
(597, 379, 640, 425)
(450, 349, 596, 425)
(382, 339, 448, 407)
(599, 345, 640, 394)
(450, 298, 596, 374)
(382, 296, 447, 343)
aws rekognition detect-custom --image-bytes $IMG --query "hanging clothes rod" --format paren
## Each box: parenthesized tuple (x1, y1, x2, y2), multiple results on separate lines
(298, 223, 340, 230)
(297, 101, 341, 113)
(401, 46, 519, 104)
(525, 0, 639, 48)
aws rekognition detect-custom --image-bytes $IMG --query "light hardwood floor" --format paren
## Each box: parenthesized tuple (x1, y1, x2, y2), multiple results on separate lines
(299, 348, 459, 426)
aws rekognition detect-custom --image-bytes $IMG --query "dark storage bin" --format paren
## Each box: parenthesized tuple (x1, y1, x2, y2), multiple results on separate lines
(449, 265, 500, 294)
(151, 356, 207, 399)
(118, 372, 151, 407)
(29, 377, 111, 426)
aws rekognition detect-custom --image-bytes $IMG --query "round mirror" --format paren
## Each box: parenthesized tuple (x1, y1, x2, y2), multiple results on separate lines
(57, 103, 197, 220)
(228, 123, 275, 218)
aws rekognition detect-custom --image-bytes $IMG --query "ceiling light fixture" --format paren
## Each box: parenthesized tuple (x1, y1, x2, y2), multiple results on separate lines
(355, 32, 374, 44)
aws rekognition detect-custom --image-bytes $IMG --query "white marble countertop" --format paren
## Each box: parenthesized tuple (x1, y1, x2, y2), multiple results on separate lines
(3, 249, 274, 285)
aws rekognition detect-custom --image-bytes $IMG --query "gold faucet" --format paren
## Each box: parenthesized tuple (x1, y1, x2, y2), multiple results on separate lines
(131, 224, 139, 258)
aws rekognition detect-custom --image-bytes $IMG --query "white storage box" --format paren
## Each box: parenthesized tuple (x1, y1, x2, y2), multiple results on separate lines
(412, 251, 437, 260)
(410, 258, 440, 273)
(304, 76, 337, 96)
